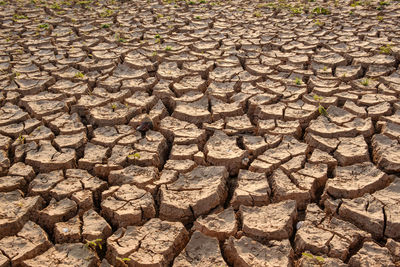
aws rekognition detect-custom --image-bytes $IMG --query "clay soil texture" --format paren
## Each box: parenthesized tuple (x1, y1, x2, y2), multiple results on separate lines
(0, 0, 400, 266)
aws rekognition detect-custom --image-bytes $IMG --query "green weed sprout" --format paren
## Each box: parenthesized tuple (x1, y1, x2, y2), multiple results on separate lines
(165, 46, 172, 51)
(116, 257, 131, 264)
(379, 44, 392, 54)
(302, 252, 325, 263)
(38, 23, 49, 29)
(85, 239, 102, 250)
(294, 77, 302, 85)
(75, 72, 84, 78)
(360, 78, 369, 86)
(314, 94, 327, 116)
(128, 153, 140, 159)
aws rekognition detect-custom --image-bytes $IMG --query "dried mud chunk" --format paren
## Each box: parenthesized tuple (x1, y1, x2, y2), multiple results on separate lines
(338, 195, 384, 239)
(270, 169, 310, 210)
(106, 218, 189, 266)
(164, 159, 197, 173)
(381, 122, 400, 141)
(211, 98, 244, 121)
(334, 136, 369, 166)
(25, 140, 76, 172)
(308, 149, 337, 171)
(0, 220, 50, 265)
(305, 133, 340, 153)
(194, 206, 237, 241)
(386, 238, 400, 262)
(343, 100, 367, 118)
(368, 102, 392, 120)
(101, 184, 155, 228)
(323, 162, 389, 200)
(348, 241, 395, 267)
(255, 102, 286, 120)
(172, 97, 211, 125)
(295, 223, 333, 255)
(204, 131, 246, 176)
(159, 166, 228, 224)
(173, 231, 227, 267)
(170, 144, 199, 160)
(371, 134, 400, 173)
(82, 209, 112, 242)
(0, 253, 9, 267)
(159, 116, 206, 146)
(78, 143, 109, 171)
(240, 200, 297, 241)
(88, 102, 136, 126)
(307, 116, 357, 138)
(66, 169, 107, 202)
(298, 254, 347, 267)
(242, 135, 269, 158)
(108, 165, 158, 190)
(326, 106, 356, 125)
(0, 190, 43, 239)
(0, 175, 26, 192)
(124, 91, 157, 113)
(54, 131, 87, 150)
(22, 243, 100, 267)
(54, 216, 82, 243)
(0, 134, 12, 150)
(72, 190, 94, 215)
(28, 170, 64, 200)
(343, 117, 374, 137)
(224, 236, 293, 267)
(37, 198, 78, 232)
(24, 100, 68, 119)
(172, 75, 207, 97)
(0, 103, 29, 126)
(290, 163, 328, 200)
(47, 113, 86, 135)
(231, 170, 270, 209)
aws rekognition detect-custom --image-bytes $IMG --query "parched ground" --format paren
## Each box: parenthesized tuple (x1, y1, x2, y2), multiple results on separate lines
(0, 0, 400, 266)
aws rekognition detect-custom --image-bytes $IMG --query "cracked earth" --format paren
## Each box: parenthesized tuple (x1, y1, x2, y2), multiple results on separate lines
(0, 0, 400, 266)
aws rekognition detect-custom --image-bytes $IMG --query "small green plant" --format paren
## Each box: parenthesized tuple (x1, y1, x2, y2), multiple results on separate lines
(100, 8, 113, 17)
(294, 77, 302, 85)
(38, 23, 49, 29)
(75, 72, 84, 78)
(50, 2, 61, 9)
(13, 14, 28, 20)
(377, 15, 383, 21)
(152, 51, 157, 56)
(350, 1, 361, 7)
(165, 46, 172, 51)
(188, 0, 195, 4)
(18, 134, 25, 144)
(314, 19, 324, 26)
(361, 78, 370, 86)
(116, 257, 131, 264)
(195, 15, 201, 19)
(253, 11, 261, 17)
(85, 239, 102, 250)
(312, 6, 330, 15)
(111, 103, 117, 111)
(379, 44, 392, 54)
(302, 252, 325, 263)
(154, 34, 161, 39)
(0, 1, 7, 5)
(291, 7, 302, 14)
(128, 153, 140, 159)
(101, 23, 111, 28)
(314, 94, 328, 117)
(323, 66, 328, 71)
